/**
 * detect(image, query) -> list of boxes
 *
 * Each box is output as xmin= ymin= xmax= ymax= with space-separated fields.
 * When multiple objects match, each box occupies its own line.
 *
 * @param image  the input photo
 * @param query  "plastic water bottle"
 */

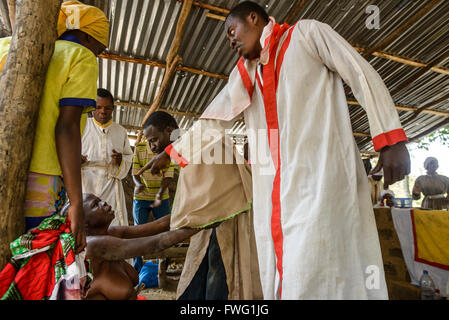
xmin=419 ymin=270 xmax=436 ymax=300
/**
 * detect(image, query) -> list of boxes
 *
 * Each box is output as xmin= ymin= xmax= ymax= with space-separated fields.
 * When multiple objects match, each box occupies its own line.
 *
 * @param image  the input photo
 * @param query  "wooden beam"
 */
xmin=347 ymin=100 xmax=449 ymax=118
xmin=144 ymin=247 xmax=188 ymax=260
xmin=134 ymin=0 xmax=194 ymax=145
xmin=401 ymin=91 xmax=449 ymax=126
xmin=99 ymin=52 xmax=449 ymax=117
xmin=390 ymin=49 xmax=449 ymax=96
xmin=116 ymin=101 xmax=201 ymax=119
xmin=178 ymin=0 xmax=229 ymax=15
xmin=284 ymin=0 xmax=309 ymax=25
xmin=354 ymin=47 xmax=449 ymax=76
xmin=99 ymin=52 xmax=229 ymax=80
xmin=205 ymin=12 xmax=226 ymax=22
xmin=6 ymin=0 xmax=14 ymax=31
xmin=362 ymin=0 xmax=442 ymax=58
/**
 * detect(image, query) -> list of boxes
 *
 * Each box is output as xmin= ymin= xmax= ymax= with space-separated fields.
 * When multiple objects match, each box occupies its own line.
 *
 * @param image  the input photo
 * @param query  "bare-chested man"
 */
xmin=82 ymin=193 xmax=198 ymax=300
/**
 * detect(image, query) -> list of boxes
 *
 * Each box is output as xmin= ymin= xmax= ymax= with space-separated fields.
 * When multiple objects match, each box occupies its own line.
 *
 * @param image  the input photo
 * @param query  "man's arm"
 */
xmin=301 ymin=20 xmax=410 ymax=186
xmin=151 ymin=176 xmax=173 ymax=208
xmin=55 ymin=106 xmax=86 ymax=254
xmin=87 ymin=227 xmax=199 ymax=261
xmin=411 ymin=177 xmax=422 ymax=200
xmin=108 ymin=214 xmax=171 ymax=239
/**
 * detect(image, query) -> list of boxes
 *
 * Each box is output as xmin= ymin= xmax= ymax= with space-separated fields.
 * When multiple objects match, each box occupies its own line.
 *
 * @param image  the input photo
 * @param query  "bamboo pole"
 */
xmin=0 ymin=0 xmax=63 ymax=269
xmin=134 ymin=0 xmax=194 ymax=145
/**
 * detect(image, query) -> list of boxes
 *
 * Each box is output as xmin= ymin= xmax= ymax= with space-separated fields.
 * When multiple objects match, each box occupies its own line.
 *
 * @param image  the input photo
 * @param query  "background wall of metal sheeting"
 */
xmin=1 ymin=0 xmax=448 ymax=151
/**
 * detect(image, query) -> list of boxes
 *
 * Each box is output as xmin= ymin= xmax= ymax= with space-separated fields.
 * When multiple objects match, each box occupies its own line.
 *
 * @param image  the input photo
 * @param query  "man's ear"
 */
xmin=248 ymin=11 xmax=258 ymax=26
xmin=165 ymin=126 xmax=174 ymax=137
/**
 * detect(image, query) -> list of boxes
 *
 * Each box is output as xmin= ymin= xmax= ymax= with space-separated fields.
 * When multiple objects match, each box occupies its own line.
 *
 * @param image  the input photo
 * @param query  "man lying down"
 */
xmin=0 ymin=193 xmax=199 ymax=300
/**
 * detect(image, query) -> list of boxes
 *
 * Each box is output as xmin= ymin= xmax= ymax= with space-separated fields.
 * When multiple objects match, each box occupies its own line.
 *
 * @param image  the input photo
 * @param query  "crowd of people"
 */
xmin=0 ymin=1 xmax=447 ymax=300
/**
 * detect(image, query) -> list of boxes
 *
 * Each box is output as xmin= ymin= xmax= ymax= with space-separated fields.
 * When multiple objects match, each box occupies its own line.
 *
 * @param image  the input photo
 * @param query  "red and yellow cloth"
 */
xmin=0 ymin=214 xmax=90 ymax=300
xmin=411 ymin=209 xmax=449 ymax=270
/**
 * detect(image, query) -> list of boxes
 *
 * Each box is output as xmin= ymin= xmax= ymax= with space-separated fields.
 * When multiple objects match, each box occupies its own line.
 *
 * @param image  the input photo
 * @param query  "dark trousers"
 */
xmin=178 ymin=229 xmax=228 ymax=300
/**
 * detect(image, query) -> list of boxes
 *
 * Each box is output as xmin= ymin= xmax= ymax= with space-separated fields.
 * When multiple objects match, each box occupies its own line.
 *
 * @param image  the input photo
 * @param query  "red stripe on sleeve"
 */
xmin=165 ymin=144 xmax=189 ymax=168
xmin=372 ymin=128 xmax=408 ymax=151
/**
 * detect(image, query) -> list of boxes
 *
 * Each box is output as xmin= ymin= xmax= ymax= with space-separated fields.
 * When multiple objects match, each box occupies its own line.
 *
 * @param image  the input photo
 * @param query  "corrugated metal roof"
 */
xmin=1 ymin=0 xmax=448 ymax=151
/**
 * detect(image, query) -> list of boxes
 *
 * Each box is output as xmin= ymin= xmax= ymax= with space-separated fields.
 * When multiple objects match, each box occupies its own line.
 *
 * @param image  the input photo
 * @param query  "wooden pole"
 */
xmin=135 ymin=0 xmax=193 ymax=145
xmin=284 ymin=0 xmax=309 ymax=25
xmin=6 ymin=0 xmax=15 ymax=31
xmin=0 ymin=0 xmax=63 ymax=269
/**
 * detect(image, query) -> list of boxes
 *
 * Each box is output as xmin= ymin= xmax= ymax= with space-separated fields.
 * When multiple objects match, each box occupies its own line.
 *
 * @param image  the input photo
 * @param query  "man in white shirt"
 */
xmin=81 ymin=88 xmax=133 ymax=227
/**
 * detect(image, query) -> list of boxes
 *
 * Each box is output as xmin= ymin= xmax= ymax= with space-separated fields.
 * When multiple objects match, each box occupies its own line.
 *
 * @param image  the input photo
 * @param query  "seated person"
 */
xmin=82 ymin=193 xmax=199 ymax=300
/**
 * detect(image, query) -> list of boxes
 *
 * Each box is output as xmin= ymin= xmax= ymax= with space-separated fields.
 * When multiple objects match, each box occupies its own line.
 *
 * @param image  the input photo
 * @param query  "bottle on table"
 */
xmin=419 ymin=270 xmax=436 ymax=300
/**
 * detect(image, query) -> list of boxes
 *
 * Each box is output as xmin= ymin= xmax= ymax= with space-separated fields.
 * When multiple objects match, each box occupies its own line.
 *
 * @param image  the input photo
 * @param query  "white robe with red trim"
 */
xmin=168 ymin=19 xmax=407 ymax=299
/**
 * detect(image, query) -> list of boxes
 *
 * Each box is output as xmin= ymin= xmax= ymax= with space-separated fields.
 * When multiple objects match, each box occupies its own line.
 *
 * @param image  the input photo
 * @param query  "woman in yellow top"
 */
xmin=0 ymin=1 xmax=109 ymax=253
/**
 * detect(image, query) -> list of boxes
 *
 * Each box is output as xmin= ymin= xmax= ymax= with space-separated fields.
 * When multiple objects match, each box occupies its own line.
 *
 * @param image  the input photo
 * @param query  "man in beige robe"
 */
xmin=136 ymin=111 xmax=262 ymax=300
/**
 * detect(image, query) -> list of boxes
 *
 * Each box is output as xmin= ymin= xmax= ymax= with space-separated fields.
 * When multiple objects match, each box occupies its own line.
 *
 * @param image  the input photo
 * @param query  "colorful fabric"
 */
xmin=391 ymin=208 xmax=449 ymax=297
xmin=132 ymin=141 xmax=177 ymax=201
xmin=24 ymin=172 xmax=66 ymax=232
xmin=0 ymin=214 xmax=91 ymax=300
xmin=411 ymin=209 xmax=449 ymax=270
xmin=57 ymin=0 xmax=110 ymax=47
xmin=0 ymin=37 xmax=9 ymax=72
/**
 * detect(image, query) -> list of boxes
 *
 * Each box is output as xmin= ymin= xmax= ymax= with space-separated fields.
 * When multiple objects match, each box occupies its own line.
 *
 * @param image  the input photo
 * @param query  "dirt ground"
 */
xmin=140 ymin=287 xmax=177 ymax=300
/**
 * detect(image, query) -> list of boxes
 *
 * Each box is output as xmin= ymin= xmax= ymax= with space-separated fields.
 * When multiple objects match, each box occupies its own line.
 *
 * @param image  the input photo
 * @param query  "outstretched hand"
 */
xmin=136 ymin=151 xmax=171 ymax=176
xmin=370 ymin=141 xmax=410 ymax=188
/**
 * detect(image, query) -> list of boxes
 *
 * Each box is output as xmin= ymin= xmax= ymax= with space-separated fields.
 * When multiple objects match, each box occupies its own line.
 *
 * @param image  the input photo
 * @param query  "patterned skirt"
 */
xmin=24 ymin=172 xmax=66 ymax=231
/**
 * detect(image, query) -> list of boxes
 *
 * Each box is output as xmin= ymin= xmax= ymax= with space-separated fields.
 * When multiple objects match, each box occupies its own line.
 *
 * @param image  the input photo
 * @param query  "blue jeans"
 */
xmin=133 ymin=198 xmax=171 ymax=272
xmin=178 ymin=229 xmax=228 ymax=300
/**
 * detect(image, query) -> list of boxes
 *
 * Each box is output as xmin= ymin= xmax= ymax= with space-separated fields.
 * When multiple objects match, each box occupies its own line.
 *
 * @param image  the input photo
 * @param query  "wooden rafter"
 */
xmin=354 ymin=47 xmax=449 ymax=76
xmin=284 ymin=0 xmax=309 ymax=25
xmin=102 ymin=52 xmax=449 ymax=119
xmin=401 ymin=91 xmax=449 ymax=126
xmin=116 ymin=101 xmax=201 ymax=119
xmin=99 ymin=53 xmax=228 ymax=80
xmin=347 ymin=100 xmax=449 ymax=118
xmin=362 ymin=0 xmax=443 ymax=58
xmin=134 ymin=0 xmax=194 ymax=144
xmin=6 ymin=0 xmax=14 ymax=31
xmin=390 ymin=49 xmax=449 ymax=96
xmin=178 ymin=0 xmax=229 ymax=15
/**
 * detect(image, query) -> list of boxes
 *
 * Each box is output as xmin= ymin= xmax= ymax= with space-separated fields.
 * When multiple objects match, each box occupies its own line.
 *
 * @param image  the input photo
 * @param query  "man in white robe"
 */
xmin=146 ymin=2 xmax=411 ymax=300
xmin=81 ymin=88 xmax=133 ymax=227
